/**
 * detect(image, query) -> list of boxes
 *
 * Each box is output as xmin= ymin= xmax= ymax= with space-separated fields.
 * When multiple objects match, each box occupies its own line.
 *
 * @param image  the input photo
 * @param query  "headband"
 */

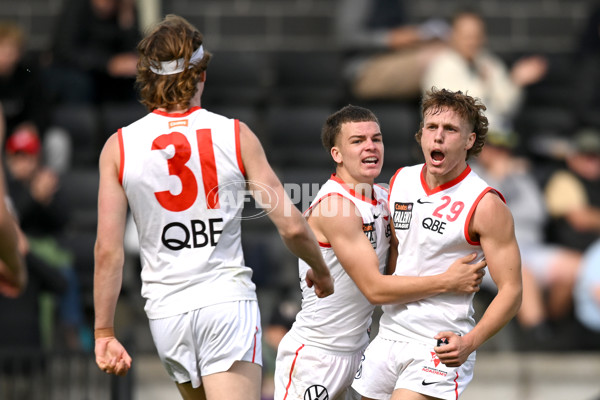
xmin=149 ymin=45 xmax=204 ymax=75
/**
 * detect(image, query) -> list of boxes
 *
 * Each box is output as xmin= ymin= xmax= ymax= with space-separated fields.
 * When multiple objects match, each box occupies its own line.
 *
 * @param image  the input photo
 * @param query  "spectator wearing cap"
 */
xmin=4 ymin=126 xmax=90 ymax=351
xmin=472 ymin=130 xmax=582 ymax=350
xmin=0 ymin=21 xmax=71 ymax=173
xmin=544 ymin=128 xmax=600 ymax=253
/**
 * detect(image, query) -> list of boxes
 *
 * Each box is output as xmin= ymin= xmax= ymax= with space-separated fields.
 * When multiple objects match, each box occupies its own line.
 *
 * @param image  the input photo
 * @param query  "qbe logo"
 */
xmin=304 ymin=385 xmax=329 ymax=400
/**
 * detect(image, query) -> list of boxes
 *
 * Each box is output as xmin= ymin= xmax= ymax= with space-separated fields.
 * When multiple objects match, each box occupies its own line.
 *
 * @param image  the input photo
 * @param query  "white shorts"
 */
xmin=148 ymin=300 xmax=262 ymax=388
xmin=274 ymin=333 xmax=364 ymax=400
xmin=351 ymin=336 xmax=474 ymax=400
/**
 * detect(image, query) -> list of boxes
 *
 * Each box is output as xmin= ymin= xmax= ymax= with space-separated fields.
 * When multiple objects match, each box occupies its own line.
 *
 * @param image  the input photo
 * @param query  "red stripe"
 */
xmin=464 ymin=187 xmax=504 ymax=245
xmin=283 ymin=344 xmax=305 ymax=400
xmin=117 ymin=129 xmax=125 ymax=185
xmin=197 ymin=129 xmax=219 ymax=209
xmin=388 ymin=168 xmax=402 ymax=204
xmin=331 ymin=173 xmax=377 ymax=205
xmin=252 ymin=326 xmax=258 ymax=363
xmin=234 ymin=119 xmax=246 ymax=177
xmin=421 ymin=164 xmax=472 ymax=196
xmin=454 ymin=371 xmax=459 ymax=399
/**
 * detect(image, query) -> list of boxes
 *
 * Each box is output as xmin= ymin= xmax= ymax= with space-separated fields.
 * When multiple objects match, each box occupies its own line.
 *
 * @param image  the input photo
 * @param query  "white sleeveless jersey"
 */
xmin=119 ymin=106 xmax=256 ymax=319
xmin=379 ymin=164 xmax=503 ymax=344
xmin=288 ymin=174 xmax=390 ymax=353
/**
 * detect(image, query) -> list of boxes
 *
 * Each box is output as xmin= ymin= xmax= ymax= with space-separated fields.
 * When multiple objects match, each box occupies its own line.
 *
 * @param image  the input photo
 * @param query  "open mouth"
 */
xmin=430 ymin=150 xmax=445 ymax=164
xmin=362 ymin=156 xmax=379 ymax=165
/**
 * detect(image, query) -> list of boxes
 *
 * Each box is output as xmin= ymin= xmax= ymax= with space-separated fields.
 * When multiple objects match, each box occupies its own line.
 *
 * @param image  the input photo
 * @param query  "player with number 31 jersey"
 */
xmin=120 ymin=107 xmax=252 ymax=319
xmin=93 ymin=15 xmax=333 ymax=400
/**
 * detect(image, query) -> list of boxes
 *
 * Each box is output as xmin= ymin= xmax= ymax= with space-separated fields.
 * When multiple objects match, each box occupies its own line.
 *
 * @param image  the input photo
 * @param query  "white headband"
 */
xmin=149 ymin=45 xmax=204 ymax=75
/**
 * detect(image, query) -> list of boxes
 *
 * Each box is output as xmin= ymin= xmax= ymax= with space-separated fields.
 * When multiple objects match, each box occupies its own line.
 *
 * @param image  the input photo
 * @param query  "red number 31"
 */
xmin=151 ymin=129 xmax=219 ymax=212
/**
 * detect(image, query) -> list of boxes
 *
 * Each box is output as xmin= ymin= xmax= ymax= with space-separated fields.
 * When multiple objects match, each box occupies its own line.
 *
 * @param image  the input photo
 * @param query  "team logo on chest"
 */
xmin=363 ymin=222 xmax=377 ymax=249
xmin=393 ymin=202 xmax=413 ymax=230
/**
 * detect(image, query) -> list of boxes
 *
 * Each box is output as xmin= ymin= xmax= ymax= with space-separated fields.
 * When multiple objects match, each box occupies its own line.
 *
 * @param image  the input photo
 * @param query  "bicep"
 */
xmin=474 ymin=194 xmax=521 ymax=289
xmin=314 ymin=198 xmax=380 ymax=284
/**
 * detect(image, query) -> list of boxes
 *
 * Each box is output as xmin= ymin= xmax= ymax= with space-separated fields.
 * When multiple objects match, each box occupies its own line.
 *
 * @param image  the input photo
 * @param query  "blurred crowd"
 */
xmin=0 ymin=0 xmax=599 ymax=381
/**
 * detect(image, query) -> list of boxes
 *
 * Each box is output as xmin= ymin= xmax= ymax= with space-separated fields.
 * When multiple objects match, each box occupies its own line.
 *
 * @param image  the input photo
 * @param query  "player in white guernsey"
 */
xmin=274 ymin=105 xmax=487 ymax=400
xmin=353 ymin=88 xmax=522 ymax=400
xmin=92 ymin=15 xmax=333 ymax=400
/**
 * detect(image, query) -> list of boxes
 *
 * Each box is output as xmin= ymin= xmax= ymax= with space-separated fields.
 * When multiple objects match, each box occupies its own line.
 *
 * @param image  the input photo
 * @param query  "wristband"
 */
xmin=94 ymin=327 xmax=115 ymax=339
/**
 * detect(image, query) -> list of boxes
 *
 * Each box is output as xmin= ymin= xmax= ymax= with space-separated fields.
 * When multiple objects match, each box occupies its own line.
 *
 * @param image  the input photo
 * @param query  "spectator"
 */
xmin=544 ymin=128 xmax=600 ymax=253
xmin=334 ymin=0 xmax=449 ymax=102
xmin=44 ymin=0 xmax=141 ymax=105
xmin=421 ymin=9 xmax=547 ymax=133
xmin=4 ymin=127 xmax=89 ymax=350
xmin=0 ymin=21 xmax=70 ymax=173
xmin=0 ymin=102 xmax=27 ymax=298
xmin=472 ymin=130 xmax=581 ymax=349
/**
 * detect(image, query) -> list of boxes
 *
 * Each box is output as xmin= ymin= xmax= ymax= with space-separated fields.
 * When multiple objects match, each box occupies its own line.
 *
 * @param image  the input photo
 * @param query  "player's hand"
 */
xmin=444 ymin=253 xmax=486 ymax=294
xmin=433 ymin=331 xmax=473 ymax=367
xmin=305 ymin=268 xmax=334 ymax=298
xmin=95 ymin=335 xmax=132 ymax=376
xmin=0 ymin=262 xmax=23 ymax=298
xmin=0 ymin=257 xmax=27 ymax=298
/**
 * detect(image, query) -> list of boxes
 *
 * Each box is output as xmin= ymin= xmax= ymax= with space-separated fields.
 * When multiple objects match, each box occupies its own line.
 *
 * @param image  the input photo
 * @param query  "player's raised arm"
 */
xmin=239 ymin=121 xmax=333 ymax=298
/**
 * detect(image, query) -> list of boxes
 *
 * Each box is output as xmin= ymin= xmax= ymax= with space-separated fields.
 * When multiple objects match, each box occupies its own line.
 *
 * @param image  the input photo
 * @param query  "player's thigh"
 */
xmin=176 ymin=382 xmax=207 ymax=400
xmin=201 ymin=360 xmax=261 ymax=400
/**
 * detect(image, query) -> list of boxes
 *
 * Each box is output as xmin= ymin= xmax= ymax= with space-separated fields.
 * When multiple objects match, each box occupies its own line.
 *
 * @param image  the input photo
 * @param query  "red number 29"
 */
xmin=151 ymin=130 xmax=219 ymax=212
xmin=432 ymin=195 xmax=464 ymax=222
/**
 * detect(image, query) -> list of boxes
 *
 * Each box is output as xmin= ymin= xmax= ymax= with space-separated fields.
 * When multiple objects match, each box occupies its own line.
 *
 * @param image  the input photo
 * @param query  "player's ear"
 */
xmin=199 ymin=71 xmax=206 ymax=82
xmin=331 ymin=146 xmax=342 ymax=164
xmin=465 ymin=131 xmax=476 ymax=150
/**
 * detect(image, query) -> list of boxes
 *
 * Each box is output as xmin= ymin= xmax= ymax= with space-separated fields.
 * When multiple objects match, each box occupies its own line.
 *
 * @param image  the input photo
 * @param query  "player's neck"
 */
xmin=423 ymin=162 xmax=469 ymax=189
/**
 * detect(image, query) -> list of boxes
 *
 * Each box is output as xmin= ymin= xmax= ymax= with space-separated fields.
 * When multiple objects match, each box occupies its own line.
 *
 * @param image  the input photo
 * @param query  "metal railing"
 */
xmin=0 ymin=349 xmax=133 ymax=400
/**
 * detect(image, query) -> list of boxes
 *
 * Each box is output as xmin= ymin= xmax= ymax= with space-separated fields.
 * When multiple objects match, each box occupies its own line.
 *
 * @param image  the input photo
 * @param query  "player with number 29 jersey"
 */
xmin=381 ymin=164 xmax=503 ymax=346
xmin=119 ymin=106 xmax=256 ymax=320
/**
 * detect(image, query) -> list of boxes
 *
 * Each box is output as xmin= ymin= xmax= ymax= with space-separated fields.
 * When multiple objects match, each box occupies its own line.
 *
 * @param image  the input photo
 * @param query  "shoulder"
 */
xmin=471 ymin=191 xmax=513 ymax=236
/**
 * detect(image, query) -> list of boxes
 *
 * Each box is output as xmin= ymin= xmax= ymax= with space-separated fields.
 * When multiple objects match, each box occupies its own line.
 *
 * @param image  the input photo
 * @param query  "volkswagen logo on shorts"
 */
xmin=304 ymin=384 xmax=329 ymax=400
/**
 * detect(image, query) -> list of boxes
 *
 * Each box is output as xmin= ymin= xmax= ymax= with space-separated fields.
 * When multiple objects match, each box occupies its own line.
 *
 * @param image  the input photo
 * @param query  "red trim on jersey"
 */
xmin=420 ymin=164 xmax=472 ymax=196
xmin=283 ymin=344 xmax=305 ymax=400
xmin=330 ymin=173 xmax=377 ymax=205
xmin=234 ymin=119 xmax=246 ymax=177
xmin=453 ymin=371 xmax=459 ymax=399
xmin=464 ymin=187 xmax=505 ymax=245
xmin=118 ymin=128 xmax=125 ymax=185
xmin=374 ymin=183 xmax=389 ymax=193
xmin=388 ymin=168 xmax=403 ymax=204
xmin=302 ymin=192 xmax=346 ymax=247
xmin=151 ymin=106 xmax=201 ymax=118
xmin=303 ymin=192 xmax=342 ymax=217
xmin=197 ymin=129 xmax=220 ymax=209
